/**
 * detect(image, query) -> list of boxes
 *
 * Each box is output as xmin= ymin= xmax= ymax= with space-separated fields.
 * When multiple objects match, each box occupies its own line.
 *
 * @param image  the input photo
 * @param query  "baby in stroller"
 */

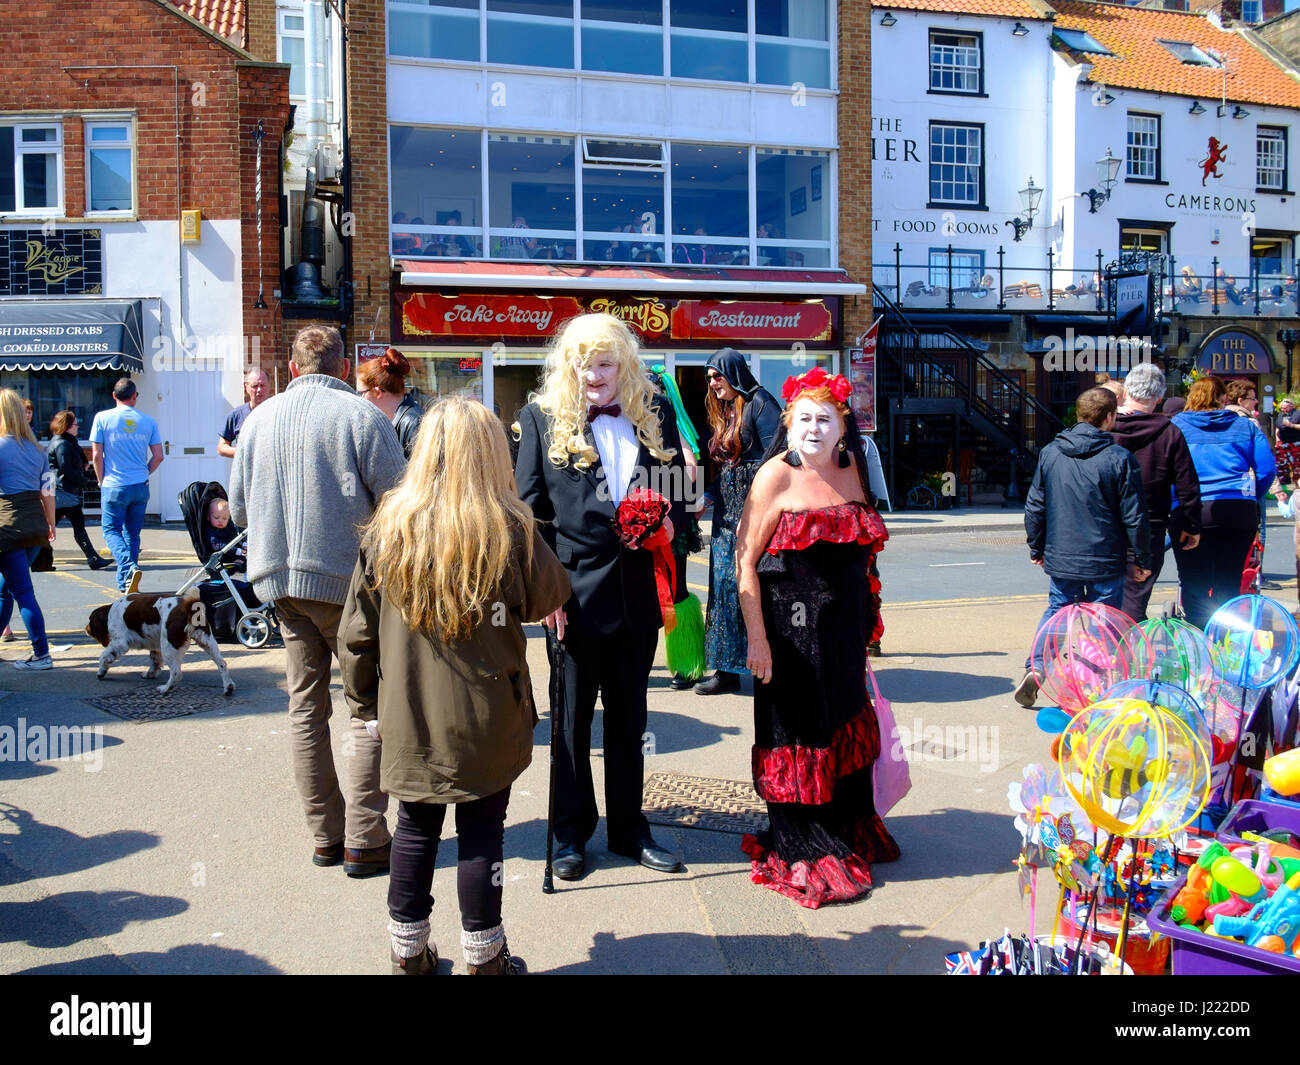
xmin=177 ymin=481 xmax=278 ymax=648
xmin=205 ymin=498 xmax=247 ymax=572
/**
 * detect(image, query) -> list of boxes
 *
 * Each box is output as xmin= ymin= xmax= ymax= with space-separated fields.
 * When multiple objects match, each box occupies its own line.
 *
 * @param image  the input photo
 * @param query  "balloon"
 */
xmin=1060 ymin=697 xmax=1211 ymax=839
xmin=1203 ymin=595 xmax=1300 ymax=690
xmin=1121 ymin=618 xmax=1219 ymax=710
xmin=1101 ymin=679 xmax=1211 ymax=759
xmin=1031 ymin=603 xmax=1148 ymax=714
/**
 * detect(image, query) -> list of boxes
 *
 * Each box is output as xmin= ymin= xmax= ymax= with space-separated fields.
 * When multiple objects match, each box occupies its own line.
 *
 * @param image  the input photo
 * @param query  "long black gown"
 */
xmin=742 ymin=501 xmax=900 ymax=908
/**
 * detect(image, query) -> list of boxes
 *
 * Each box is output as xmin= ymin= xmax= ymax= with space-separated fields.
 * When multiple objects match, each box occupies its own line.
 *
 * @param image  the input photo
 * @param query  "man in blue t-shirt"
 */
xmin=217 ymin=368 xmax=271 ymax=458
xmin=90 ymin=379 xmax=164 ymax=592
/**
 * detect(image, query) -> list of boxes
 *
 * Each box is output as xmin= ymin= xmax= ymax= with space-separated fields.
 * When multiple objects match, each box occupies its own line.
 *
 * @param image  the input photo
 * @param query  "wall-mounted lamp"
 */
xmin=1096 ymin=90 xmax=1116 ymax=106
xmin=1233 ymin=105 xmax=1250 ymax=119
xmin=1012 ymin=22 xmax=1029 ymax=36
xmin=1079 ymin=146 xmax=1122 ymax=213
xmin=1188 ymin=100 xmax=1206 ymax=115
xmin=879 ymin=10 xmax=897 ymax=26
xmin=1005 ymin=176 xmax=1042 ymax=242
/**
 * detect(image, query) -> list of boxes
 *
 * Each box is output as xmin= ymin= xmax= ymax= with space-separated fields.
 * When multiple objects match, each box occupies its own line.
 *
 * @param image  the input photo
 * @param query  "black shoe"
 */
xmin=87 ymin=556 xmax=114 ymax=571
xmin=669 ymin=674 xmax=696 ymax=691
xmin=609 ymin=838 xmax=683 ymax=873
xmin=694 ymin=671 xmax=740 ymax=696
xmin=552 ymin=844 xmax=585 ymax=881
xmin=1014 ymin=672 xmax=1039 ymax=709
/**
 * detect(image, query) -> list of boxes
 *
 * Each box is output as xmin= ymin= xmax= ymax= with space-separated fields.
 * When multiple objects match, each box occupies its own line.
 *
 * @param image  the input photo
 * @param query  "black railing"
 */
xmin=876 ymin=245 xmax=1299 ymax=320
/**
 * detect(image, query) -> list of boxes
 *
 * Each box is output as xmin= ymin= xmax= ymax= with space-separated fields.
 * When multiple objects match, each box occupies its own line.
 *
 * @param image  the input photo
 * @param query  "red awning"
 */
xmin=395 ymin=259 xmax=866 ymax=296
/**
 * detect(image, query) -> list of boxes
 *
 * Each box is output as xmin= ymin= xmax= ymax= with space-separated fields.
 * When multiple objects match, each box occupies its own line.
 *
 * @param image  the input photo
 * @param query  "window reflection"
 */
xmin=390 ymin=127 xmax=483 ymax=257
xmin=389 ymin=0 xmax=479 ymax=61
xmin=488 ymin=134 xmax=576 ymax=259
xmin=671 ymin=145 xmax=749 ymax=264
xmin=583 ymin=159 xmax=665 ymax=263
xmin=488 ymin=0 xmax=574 ymax=68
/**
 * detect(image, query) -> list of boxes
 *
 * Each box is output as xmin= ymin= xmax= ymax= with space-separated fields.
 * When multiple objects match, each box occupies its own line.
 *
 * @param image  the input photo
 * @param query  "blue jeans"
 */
xmin=1026 ymin=574 xmax=1125 ymax=672
xmin=101 ymin=482 xmax=150 ymax=591
xmin=0 ymin=547 xmax=49 ymax=658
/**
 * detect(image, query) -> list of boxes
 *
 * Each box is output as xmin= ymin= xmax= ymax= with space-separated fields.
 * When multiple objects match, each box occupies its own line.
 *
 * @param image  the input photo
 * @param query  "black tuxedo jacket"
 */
xmin=514 ymin=395 xmax=687 ymax=636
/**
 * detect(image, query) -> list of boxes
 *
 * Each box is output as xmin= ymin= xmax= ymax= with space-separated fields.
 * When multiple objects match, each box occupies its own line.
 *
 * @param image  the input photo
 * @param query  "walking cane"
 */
xmin=542 ymin=635 xmax=565 ymax=895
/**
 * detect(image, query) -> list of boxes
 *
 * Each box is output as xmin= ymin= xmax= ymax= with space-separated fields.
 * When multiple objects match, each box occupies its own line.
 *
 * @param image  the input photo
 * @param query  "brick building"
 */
xmin=0 ymin=0 xmax=289 ymax=519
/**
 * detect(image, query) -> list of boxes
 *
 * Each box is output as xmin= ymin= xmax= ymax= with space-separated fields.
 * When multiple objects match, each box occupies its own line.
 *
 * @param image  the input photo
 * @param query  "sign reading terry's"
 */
xmin=0 ymin=229 xmax=104 ymax=296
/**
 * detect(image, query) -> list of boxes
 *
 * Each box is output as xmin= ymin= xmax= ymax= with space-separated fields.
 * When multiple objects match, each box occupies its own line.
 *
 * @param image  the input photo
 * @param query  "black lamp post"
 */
xmin=1279 ymin=328 xmax=1300 ymax=394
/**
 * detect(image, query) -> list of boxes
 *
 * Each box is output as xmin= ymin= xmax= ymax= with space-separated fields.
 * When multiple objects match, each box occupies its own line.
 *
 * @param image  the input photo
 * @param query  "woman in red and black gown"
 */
xmin=736 ymin=369 xmax=898 ymax=908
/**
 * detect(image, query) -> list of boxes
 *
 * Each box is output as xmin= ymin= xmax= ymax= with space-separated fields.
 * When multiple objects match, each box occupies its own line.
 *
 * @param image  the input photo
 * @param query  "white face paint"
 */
xmin=584 ymin=353 xmax=619 ymax=407
xmin=788 ymin=396 xmax=842 ymax=462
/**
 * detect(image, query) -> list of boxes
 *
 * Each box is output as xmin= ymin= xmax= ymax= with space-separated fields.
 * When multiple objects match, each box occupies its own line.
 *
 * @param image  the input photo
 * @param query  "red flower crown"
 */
xmin=782 ymin=366 xmax=852 ymax=405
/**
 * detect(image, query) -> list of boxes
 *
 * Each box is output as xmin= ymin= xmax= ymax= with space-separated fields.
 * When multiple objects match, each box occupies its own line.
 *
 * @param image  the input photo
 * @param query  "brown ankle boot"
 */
xmin=391 ymin=945 xmax=438 ymax=974
xmin=467 ymin=941 xmax=525 ymax=975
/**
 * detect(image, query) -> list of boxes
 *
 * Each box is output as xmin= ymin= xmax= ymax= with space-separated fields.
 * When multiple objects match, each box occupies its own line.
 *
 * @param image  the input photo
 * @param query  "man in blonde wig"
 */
xmin=515 ymin=313 xmax=688 ymax=879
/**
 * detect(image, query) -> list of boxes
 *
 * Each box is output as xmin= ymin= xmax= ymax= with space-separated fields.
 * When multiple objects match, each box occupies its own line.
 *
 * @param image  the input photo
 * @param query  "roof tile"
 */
xmin=879 ymin=0 xmax=1049 ymax=18
xmin=171 ymin=0 xmax=246 ymax=47
xmin=1052 ymin=1 xmax=1300 ymax=108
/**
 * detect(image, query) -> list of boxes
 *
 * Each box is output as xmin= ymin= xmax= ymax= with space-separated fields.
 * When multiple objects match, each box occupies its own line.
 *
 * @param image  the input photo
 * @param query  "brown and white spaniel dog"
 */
xmin=85 ymin=590 xmax=234 ymax=696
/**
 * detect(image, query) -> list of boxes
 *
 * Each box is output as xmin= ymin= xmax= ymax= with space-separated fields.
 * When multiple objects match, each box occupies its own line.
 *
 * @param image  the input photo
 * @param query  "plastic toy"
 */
xmin=1264 ymin=748 xmax=1300 ymax=798
xmin=1060 ymin=697 xmax=1211 ymax=838
xmin=1203 ymin=595 xmax=1300 ymax=690
xmin=1213 ymin=871 xmax=1300 ymax=953
xmin=1170 ymin=841 xmax=1227 ymax=924
xmin=1121 ymin=618 xmax=1219 ymax=712
xmin=1031 ymin=604 xmax=1146 ymax=714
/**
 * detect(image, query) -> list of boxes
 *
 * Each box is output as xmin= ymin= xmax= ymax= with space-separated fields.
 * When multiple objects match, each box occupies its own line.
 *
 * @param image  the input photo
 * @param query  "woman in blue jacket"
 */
xmin=1171 ymin=376 xmax=1276 ymax=630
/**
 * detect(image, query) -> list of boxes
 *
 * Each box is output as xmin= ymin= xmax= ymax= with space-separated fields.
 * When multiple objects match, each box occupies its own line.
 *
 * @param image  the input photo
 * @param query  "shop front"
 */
xmin=389 ymin=261 xmax=866 ymax=482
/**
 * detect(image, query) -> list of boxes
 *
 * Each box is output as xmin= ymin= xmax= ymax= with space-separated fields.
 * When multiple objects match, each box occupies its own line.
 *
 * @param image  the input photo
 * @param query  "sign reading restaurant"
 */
xmin=398 ymin=292 xmax=835 ymax=345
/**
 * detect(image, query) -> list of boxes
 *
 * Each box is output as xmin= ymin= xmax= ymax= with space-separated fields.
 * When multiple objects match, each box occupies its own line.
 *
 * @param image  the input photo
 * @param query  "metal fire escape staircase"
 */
xmin=873 ymin=285 xmax=1065 ymax=505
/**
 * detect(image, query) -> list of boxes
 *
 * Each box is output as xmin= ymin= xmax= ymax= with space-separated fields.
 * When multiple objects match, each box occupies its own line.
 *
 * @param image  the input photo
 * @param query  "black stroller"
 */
xmin=176 ymin=481 xmax=279 ymax=649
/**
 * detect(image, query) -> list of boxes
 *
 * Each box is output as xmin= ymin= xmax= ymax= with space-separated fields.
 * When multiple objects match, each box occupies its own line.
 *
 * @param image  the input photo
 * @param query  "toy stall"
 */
xmin=945 ymin=596 xmax=1300 ymax=976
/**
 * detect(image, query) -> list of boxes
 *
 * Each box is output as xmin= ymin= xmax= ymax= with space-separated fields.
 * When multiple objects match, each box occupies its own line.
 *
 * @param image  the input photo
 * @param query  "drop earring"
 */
xmin=837 ymin=438 xmax=850 ymax=468
xmin=784 ymin=437 xmax=802 ymax=467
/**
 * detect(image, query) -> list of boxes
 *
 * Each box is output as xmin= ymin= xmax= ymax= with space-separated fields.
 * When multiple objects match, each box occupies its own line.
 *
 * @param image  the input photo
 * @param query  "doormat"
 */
xmin=643 ymin=772 xmax=768 ymax=835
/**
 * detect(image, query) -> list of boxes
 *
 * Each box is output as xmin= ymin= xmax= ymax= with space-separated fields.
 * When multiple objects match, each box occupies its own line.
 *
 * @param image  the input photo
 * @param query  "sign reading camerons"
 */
xmin=0 ymin=229 xmax=104 ymax=296
xmin=1194 ymin=327 xmax=1275 ymax=375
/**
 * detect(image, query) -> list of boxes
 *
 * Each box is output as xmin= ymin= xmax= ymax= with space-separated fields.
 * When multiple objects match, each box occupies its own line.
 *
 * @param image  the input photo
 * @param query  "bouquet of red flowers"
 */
xmin=613 ymin=488 xmax=677 ymax=632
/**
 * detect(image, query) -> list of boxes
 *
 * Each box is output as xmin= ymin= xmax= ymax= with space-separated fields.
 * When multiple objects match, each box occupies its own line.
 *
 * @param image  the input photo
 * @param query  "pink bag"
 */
xmin=867 ymin=658 xmax=911 ymax=816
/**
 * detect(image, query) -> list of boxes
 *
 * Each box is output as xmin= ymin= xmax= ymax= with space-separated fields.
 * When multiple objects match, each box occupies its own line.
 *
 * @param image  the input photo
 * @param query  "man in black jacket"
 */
xmin=1109 ymin=362 xmax=1201 ymax=621
xmin=514 ymin=313 xmax=688 ymax=880
xmin=1016 ymin=387 xmax=1151 ymax=707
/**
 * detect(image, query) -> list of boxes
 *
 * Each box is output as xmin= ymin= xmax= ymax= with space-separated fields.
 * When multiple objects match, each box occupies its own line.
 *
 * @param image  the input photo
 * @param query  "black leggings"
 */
xmin=388 ymin=786 xmax=511 ymax=932
xmin=1171 ymin=500 xmax=1259 ymax=630
xmin=54 ymin=505 xmax=103 ymax=562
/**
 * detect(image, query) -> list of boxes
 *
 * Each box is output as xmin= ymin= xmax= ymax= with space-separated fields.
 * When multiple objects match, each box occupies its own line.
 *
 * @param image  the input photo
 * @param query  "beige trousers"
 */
xmin=278 ymin=596 xmax=389 ymax=849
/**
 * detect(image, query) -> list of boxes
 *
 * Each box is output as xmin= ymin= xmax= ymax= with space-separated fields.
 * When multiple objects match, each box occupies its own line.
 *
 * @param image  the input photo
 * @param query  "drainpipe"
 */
xmin=303 ymin=0 xmax=328 ymax=158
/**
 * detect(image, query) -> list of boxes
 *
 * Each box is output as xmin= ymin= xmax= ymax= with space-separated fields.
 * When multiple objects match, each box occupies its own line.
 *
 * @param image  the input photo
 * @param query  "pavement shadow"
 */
xmin=530 ymin=711 xmax=743 ymax=756
xmin=16 ymin=942 xmax=282 ymax=975
xmin=0 ymin=804 xmax=158 ymax=885
xmin=544 ymin=925 xmax=973 ymax=975
xmin=0 ymin=888 xmax=188 ymax=949
xmin=878 ymin=808 xmax=1021 ymax=883
xmin=874 ymin=666 xmax=1012 ymax=702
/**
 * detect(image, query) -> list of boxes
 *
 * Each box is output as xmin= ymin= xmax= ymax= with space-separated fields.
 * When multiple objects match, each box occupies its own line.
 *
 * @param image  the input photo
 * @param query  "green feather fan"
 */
xmin=665 ymin=592 xmax=706 ymax=681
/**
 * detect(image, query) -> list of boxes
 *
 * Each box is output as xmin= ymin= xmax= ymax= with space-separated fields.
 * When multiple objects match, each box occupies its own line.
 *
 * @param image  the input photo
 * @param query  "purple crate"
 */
xmin=1216 ymin=799 xmax=1300 ymax=848
xmin=1147 ymin=872 xmax=1300 ymax=975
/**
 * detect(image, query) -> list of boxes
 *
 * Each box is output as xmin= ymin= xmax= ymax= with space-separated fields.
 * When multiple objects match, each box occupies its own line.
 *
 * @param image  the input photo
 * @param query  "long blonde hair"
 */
xmin=360 ymin=396 xmax=535 ymax=643
xmin=532 ymin=313 xmax=674 ymax=469
xmin=0 ymin=390 xmax=36 ymax=444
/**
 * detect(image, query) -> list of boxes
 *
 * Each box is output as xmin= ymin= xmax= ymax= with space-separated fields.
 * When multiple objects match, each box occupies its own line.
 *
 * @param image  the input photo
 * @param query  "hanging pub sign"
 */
xmin=850 ymin=317 xmax=880 ymax=434
xmin=0 ymin=229 xmax=104 ymax=296
xmin=396 ymin=291 xmax=836 ymax=346
xmin=1112 ymin=270 xmax=1154 ymax=339
xmin=1194 ymin=327 xmax=1275 ymax=375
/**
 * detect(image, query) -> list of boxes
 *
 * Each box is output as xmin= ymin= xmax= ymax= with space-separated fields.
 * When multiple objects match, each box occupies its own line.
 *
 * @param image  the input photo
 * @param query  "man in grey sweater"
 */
xmin=230 ymin=326 xmax=406 ymax=876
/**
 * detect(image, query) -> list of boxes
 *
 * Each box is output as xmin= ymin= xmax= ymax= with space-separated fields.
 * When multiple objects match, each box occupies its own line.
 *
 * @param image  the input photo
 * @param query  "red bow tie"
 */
xmin=589 ymin=404 xmax=621 ymax=421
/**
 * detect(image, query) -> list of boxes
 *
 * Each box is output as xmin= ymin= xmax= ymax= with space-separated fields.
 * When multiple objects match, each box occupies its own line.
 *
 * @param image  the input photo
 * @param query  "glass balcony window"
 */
xmin=388 ymin=0 xmax=480 ymax=61
xmin=488 ymin=0 xmax=574 ymax=68
xmin=488 ymin=133 xmax=576 ymax=258
xmin=390 ymin=126 xmax=483 ymax=256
